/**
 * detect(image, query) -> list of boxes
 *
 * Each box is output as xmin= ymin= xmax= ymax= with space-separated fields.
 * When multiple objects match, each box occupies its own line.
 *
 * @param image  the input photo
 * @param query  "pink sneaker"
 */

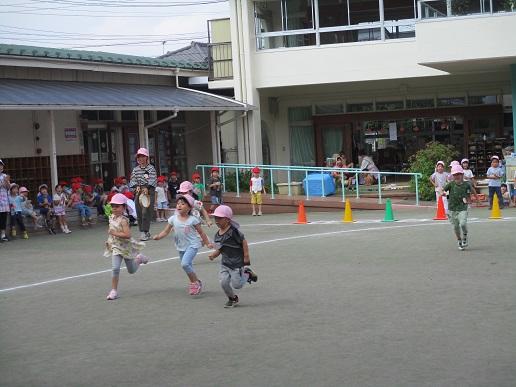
xmin=188 ymin=282 xmax=198 ymax=295
xmin=106 ymin=289 xmax=118 ymax=300
xmin=194 ymin=280 xmax=203 ymax=295
xmin=136 ymin=253 xmax=149 ymax=265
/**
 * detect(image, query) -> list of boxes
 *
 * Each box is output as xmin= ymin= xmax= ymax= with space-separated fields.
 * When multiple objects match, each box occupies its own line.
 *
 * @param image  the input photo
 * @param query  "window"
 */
xmin=255 ymin=0 xmax=313 ymax=33
xmin=469 ymin=95 xmax=497 ymax=105
xmin=121 ymin=111 xmax=137 ymax=121
xmin=318 ymin=0 xmax=349 ymax=27
xmin=98 ymin=111 xmax=114 ymax=121
xmin=376 ymin=100 xmax=404 ymax=111
xmin=288 ymin=107 xmax=315 ymax=173
xmin=437 ymin=97 xmax=466 ymax=107
xmin=347 ymin=102 xmax=373 ymax=112
xmin=315 ymin=104 xmax=344 ymax=114
xmin=407 ymin=98 xmax=434 ymax=109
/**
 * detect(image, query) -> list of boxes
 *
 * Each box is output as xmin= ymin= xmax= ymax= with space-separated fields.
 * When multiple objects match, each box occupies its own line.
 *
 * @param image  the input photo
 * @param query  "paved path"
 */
xmin=1 ymin=207 xmax=515 ymax=387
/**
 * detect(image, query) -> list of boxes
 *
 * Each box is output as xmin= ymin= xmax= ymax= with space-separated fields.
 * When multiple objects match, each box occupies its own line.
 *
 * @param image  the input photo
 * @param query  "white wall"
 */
xmin=0 ymin=110 xmax=81 ymax=157
xmin=417 ymin=13 xmax=516 ymax=67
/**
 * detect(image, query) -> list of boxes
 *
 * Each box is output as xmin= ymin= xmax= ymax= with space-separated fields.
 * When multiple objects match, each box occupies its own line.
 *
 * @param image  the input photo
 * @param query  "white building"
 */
xmin=208 ymin=0 xmax=516 ymax=177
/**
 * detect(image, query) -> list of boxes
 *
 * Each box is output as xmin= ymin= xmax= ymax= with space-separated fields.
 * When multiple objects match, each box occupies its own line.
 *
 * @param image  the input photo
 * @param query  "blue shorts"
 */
xmin=211 ymin=195 xmax=221 ymax=205
xmin=157 ymin=201 xmax=168 ymax=210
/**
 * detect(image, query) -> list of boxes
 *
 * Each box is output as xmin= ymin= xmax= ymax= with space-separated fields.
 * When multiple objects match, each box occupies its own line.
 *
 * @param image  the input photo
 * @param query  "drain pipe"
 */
xmin=145 ymin=110 xmax=178 ymax=130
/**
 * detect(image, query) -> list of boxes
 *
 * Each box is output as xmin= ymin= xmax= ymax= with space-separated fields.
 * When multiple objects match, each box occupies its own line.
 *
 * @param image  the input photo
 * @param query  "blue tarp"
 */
xmin=303 ymin=173 xmax=335 ymax=196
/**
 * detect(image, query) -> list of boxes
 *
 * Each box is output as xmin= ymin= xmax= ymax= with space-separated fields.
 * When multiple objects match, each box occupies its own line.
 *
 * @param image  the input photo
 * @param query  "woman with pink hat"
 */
xmin=129 ymin=147 xmax=157 ymax=241
xmin=208 ymin=205 xmax=258 ymax=308
xmin=104 ymin=193 xmax=149 ymax=300
xmin=153 ymin=194 xmax=211 ymax=296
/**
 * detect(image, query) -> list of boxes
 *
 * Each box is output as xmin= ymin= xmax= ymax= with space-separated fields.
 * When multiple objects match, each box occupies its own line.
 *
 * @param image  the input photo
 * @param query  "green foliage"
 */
xmin=405 ymin=142 xmax=459 ymax=201
xmin=223 ymin=170 xmax=278 ymax=194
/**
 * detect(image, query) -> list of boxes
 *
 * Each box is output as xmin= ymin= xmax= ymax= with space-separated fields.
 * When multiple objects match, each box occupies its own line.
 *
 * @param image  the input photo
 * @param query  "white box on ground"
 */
xmin=277 ymin=182 xmax=303 ymax=195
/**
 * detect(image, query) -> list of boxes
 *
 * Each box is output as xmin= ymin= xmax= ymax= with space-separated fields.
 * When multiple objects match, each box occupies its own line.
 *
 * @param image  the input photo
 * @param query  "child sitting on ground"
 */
xmin=501 ymin=183 xmax=511 ymax=208
xmin=69 ymin=183 xmax=93 ymax=227
xmin=9 ymin=184 xmax=28 ymax=239
xmin=53 ymin=184 xmax=71 ymax=234
xmin=18 ymin=186 xmax=41 ymax=229
xmin=37 ymin=184 xmax=56 ymax=235
xmin=208 ymin=205 xmax=258 ymax=308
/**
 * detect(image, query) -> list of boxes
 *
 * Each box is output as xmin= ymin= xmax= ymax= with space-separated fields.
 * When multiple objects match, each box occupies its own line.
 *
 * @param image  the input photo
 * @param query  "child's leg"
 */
xmin=230 ymin=267 xmax=249 ymax=290
xmin=179 ymin=247 xmax=200 ymax=282
xmin=124 ymin=257 xmax=140 ymax=274
xmin=111 ymin=254 xmax=124 ymax=290
xmin=15 ymin=213 xmax=26 ymax=232
xmin=219 ymin=265 xmax=235 ymax=298
xmin=459 ymin=210 xmax=468 ymax=239
xmin=85 ymin=205 xmax=92 ymax=219
xmin=449 ymin=211 xmax=461 ymax=240
xmin=442 ymin=195 xmax=448 ymax=214
xmin=495 ymin=187 xmax=504 ymax=208
xmin=488 ymin=186 xmax=495 ymax=208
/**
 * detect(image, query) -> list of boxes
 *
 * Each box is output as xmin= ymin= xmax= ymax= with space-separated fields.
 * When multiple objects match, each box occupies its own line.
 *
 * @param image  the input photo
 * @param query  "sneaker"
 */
xmin=224 ymin=295 xmax=239 ymax=308
xmin=23 ymin=231 xmax=29 ymax=240
xmin=244 ymin=267 xmax=258 ymax=283
xmin=457 ymin=240 xmax=464 ymax=251
xmin=462 ymin=235 xmax=468 ymax=248
xmin=252 ymin=211 xmax=256 ymax=216
xmin=65 ymin=227 xmax=72 ymax=234
xmin=195 ymin=280 xmax=203 ymax=295
xmin=0 ymin=235 xmax=9 ymax=242
xmin=258 ymin=211 xmax=262 ymax=216
xmin=106 ymin=289 xmax=118 ymax=300
xmin=140 ymin=232 xmax=150 ymax=241
xmin=136 ymin=253 xmax=149 ymax=265
xmin=188 ymin=282 xmax=198 ymax=296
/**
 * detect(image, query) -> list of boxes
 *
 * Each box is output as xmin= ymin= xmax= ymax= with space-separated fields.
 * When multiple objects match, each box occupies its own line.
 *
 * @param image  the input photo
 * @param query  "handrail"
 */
xmin=196 ymin=163 xmax=423 ymax=205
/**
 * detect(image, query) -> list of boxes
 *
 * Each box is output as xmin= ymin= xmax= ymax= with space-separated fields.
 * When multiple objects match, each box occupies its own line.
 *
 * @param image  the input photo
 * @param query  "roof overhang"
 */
xmin=0 ymin=79 xmax=251 ymax=111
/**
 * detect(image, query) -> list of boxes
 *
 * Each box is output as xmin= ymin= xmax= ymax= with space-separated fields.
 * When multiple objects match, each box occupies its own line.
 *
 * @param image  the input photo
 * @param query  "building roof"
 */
xmin=0 ymin=79 xmax=249 ymax=111
xmin=159 ymin=41 xmax=208 ymax=68
xmin=0 ymin=43 xmax=208 ymax=71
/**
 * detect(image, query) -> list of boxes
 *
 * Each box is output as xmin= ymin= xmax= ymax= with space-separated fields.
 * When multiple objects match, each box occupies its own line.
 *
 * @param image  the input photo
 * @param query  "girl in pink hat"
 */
xmin=430 ymin=160 xmax=451 ymax=214
xmin=104 ymin=193 xmax=149 ymax=301
xmin=153 ymin=194 xmax=211 ymax=296
xmin=208 ymin=205 xmax=258 ymax=308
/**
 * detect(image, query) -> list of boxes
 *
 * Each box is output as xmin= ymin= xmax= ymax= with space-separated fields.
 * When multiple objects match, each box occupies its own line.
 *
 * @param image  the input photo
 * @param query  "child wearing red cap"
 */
xmin=192 ymin=172 xmax=205 ymax=201
xmin=167 ymin=171 xmax=180 ymax=205
xmin=68 ymin=184 xmax=92 ymax=227
xmin=208 ymin=167 xmax=223 ymax=213
xmin=250 ymin=167 xmax=266 ymax=216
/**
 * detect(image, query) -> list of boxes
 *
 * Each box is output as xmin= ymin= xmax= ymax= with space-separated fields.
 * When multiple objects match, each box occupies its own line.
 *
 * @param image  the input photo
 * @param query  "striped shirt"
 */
xmin=129 ymin=164 xmax=157 ymax=188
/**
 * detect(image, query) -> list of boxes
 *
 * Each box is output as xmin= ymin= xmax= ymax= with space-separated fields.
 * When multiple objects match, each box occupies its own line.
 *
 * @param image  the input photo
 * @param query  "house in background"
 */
xmin=0 ymin=44 xmax=249 ymax=195
xmin=207 ymin=0 xmax=516 ymax=177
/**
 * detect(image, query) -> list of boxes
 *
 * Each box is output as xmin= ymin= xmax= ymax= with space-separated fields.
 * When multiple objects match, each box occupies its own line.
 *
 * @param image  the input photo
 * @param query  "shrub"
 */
xmin=405 ymin=142 xmax=459 ymax=201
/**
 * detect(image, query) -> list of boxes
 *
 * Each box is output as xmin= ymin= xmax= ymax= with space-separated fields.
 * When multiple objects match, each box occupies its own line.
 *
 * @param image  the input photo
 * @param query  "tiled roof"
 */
xmin=0 ymin=43 xmax=208 ymax=71
xmin=159 ymin=41 xmax=208 ymax=67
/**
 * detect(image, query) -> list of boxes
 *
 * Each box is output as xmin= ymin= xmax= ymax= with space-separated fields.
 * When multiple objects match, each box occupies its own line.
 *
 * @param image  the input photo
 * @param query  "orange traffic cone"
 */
xmin=342 ymin=198 xmax=355 ymax=223
xmin=488 ymin=194 xmax=502 ymax=220
xmin=433 ymin=195 xmax=447 ymax=220
xmin=294 ymin=201 xmax=308 ymax=224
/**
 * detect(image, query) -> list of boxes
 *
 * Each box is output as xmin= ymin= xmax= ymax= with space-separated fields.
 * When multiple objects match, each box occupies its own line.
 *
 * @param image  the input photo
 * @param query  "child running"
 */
xmin=53 ymin=184 xmax=71 ymax=234
xmin=443 ymin=165 xmax=472 ymax=251
xmin=153 ymin=194 xmax=211 ymax=296
xmin=104 ymin=193 xmax=149 ymax=300
xmin=208 ymin=205 xmax=258 ymax=308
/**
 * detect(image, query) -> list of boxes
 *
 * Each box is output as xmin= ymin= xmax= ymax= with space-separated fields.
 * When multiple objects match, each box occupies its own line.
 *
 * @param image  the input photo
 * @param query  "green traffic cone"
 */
xmin=382 ymin=198 xmax=397 ymax=222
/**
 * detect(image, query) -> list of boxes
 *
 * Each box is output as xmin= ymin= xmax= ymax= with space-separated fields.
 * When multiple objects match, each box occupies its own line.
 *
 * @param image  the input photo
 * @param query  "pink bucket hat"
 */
xmin=461 ymin=158 xmax=469 ymax=164
xmin=177 ymin=194 xmax=194 ymax=208
xmin=110 ymin=193 xmax=128 ymax=205
xmin=436 ymin=161 xmax=445 ymax=167
xmin=451 ymin=165 xmax=464 ymax=175
xmin=19 ymin=186 xmax=29 ymax=194
xmin=449 ymin=160 xmax=460 ymax=167
xmin=178 ymin=181 xmax=193 ymax=194
xmin=213 ymin=205 xmax=240 ymax=229
xmin=136 ymin=147 xmax=149 ymax=158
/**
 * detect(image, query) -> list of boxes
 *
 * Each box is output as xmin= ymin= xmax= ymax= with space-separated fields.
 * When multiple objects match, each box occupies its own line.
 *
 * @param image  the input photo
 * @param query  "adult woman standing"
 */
xmin=0 ymin=159 xmax=10 ymax=242
xmin=129 ymin=148 xmax=157 ymax=241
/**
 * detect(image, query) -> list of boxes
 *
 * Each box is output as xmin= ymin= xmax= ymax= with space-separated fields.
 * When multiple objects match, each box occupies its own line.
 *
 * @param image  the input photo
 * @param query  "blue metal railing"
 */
xmin=196 ymin=163 xmax=423 ymax=205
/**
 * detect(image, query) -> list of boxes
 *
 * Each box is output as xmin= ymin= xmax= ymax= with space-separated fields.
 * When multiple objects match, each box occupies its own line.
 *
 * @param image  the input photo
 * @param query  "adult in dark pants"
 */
xmin=0 ymin=159 xmax=10 ymax=242
xmin=129 ymin=148 xmax=157 ymax=241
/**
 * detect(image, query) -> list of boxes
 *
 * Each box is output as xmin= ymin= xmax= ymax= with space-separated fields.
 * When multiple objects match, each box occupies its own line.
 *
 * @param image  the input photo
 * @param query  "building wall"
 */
xmin=185 ymin=111 xmax=213 ymax=174
xmin=0 ymin=66 xmax=176 ymax=86
xmin=0 ymin=110 xmax=81 ymax=158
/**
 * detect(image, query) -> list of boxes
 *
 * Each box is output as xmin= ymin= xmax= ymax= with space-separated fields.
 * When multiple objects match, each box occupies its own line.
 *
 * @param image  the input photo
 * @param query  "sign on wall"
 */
xmin=64 ymin=128 xmax=77 ymax=141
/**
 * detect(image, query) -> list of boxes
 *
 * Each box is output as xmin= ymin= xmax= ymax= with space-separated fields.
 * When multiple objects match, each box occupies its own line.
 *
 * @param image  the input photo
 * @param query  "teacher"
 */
xmin=129 ymin=148 xmax=157 ymax=241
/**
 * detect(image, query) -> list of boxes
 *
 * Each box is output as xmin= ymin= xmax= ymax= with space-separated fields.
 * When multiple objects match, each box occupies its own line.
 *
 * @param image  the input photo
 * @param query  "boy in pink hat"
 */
xmin=208 ymin=205 xmax=258 ymax=308
xmin=250 ymin=167 xmax=266 ymax=216
xmin=443 ymin=165 xmax=472 ymax=250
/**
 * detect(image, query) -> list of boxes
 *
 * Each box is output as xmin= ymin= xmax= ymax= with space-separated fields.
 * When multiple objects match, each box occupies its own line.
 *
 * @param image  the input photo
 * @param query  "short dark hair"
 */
xmin=501 ymin=183 xmax=507 ymax=189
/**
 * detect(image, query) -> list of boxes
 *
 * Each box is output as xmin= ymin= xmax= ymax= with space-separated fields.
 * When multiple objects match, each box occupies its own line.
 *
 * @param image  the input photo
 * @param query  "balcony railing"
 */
xmin=208 ymin=42 xmax=233 ymax=81
xmin=419 ymin=0 xmax=516 ymax=19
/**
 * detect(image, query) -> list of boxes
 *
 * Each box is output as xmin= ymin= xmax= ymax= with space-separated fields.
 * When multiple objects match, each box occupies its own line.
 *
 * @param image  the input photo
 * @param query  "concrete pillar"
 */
xmin=210 ymin=111 xmax=220 ymax=164
xmin=512 ymin=64 xmax=516 ymax=149
xmin=138 ymin=110 xmax=148 ymax=149
xmin=48 ymin=110 xmax=58 ymax=191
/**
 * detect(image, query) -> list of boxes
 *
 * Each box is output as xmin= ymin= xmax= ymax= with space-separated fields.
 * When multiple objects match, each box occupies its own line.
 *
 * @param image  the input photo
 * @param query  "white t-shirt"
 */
xmin=251 ymin=176 xmax=264 ymax=193
xmin=463 ymin=169 xmax=474 ymax=181
xmin=360 ymin=156 xmax=379 ymax=173
xmin=126 ymin=199 xmax=137 ymax=217
xmin=431 ymin=171 xmax=450 ymax=192
xmin=156 ymin=186 xmax=167 ymax=203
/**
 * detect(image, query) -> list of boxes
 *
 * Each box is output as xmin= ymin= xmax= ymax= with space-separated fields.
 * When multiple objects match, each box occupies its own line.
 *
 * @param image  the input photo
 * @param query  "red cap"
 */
xmin=157 ymin=175 xmax=167 ymax=183
xmin=59 ymin=181 xmax=68 ymax=186
xmin=170 ymin=171 xmax=177 ymax=176
xmin=192 ymin=172 xmax=201 ymax=179
xmin=72 ymin=183 xmax=81 ymax=192
xmin=211 ymin=167 xmax=220 ymax=172
xmin=107 ymin=192 xmax=116 ymax=202
xmin=83 ymin=185 xmax=93 ymax=194
xmin=123 ymin=191 xmax=134 ymax=200
xmin=251 ymin=167 xmax=260 ymax=174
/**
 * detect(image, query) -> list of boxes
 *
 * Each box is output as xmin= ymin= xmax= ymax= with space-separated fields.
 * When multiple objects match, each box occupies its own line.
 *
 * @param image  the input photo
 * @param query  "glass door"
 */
xmin=83 ymin=126 xmax=117 ymax=188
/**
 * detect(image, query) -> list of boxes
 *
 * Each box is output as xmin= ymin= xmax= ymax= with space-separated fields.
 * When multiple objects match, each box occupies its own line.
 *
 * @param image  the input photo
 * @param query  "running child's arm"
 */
xmin=200 ymin=206 xmax=213 ymax=227
xmin=208 ymin=249 xmax=221 ymax=261
xmin=109 ymin=219 xmax=130 ymax=239
xmin=194 ymin=224 xmax=211 ymax=247
xmin=153 ymin=224 xmax=173 ymax=240
xmin=243 ymin=239 xmax=250 ymax=265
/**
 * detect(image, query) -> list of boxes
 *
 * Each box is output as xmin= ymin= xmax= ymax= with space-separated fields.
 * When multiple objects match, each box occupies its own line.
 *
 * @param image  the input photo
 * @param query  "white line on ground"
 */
xmin=1 ymin=217 xmax=514 ymax=294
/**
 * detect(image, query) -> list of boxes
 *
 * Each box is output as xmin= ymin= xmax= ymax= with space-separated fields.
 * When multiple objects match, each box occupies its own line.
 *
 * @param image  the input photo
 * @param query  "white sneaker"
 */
xmin=106 ymin=289 xmax=118 ymax=300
